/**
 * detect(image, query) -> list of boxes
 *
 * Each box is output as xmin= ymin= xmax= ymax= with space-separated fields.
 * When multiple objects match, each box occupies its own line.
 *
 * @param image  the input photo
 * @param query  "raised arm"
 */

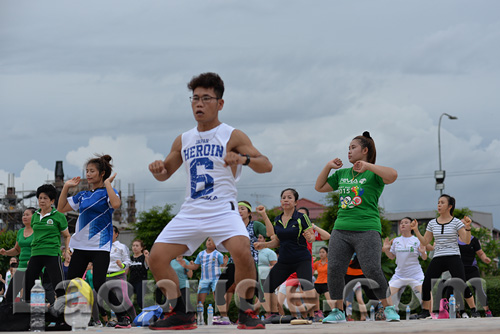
xmin=410 ymin=219 xmax=433 ymax=246
xmin=104 ymin=173 xmax=121 ymax=209
xmin=225 ymin=129 xmax=272 ymax=174
xmin=353 ymin=161 xmax=398 ymax=184
xmin=57 ymin=177 xmax=81 ymax=213
xmin=312 ymin=223 xmax=330 ymax=241
xmin=149 ymin=135 xmax=184 ymax=182
xmin=256 ymin=205 xmax=274 ymax=237
xmin=457 ymin=216 xmax=472 ymax=244
xmin=382 ymin=237 xmax=396 ymax=260
xmin=315 ymin=158 xmax=343 ymax=193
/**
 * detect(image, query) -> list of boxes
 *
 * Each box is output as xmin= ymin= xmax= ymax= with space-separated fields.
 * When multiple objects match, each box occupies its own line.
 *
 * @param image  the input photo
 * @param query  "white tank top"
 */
xmin=177 ymin=123 xmax=242 ymax=218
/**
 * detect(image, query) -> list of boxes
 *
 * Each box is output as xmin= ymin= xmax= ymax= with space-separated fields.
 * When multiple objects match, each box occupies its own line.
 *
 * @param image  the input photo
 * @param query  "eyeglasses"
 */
xmin=189 ymin=95 xmax=219 ymax=104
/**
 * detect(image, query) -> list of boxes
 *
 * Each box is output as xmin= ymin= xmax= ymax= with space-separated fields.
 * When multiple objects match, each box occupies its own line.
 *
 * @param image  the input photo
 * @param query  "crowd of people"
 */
xmin=0 ymin=72 xmax=496 ymax=330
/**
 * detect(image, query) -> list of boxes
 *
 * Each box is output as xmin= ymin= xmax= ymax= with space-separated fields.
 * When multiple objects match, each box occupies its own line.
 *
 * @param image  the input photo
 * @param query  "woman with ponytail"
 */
xmin=57 ymin=154 xmax=127 ymax=327
xmin=315 ymin=131 xmax=400 ymax=323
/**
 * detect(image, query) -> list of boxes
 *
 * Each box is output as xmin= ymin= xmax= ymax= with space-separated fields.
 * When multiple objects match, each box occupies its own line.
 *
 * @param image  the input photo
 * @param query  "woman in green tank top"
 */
xmin=0 ymin=207 xmax=36 ymax=303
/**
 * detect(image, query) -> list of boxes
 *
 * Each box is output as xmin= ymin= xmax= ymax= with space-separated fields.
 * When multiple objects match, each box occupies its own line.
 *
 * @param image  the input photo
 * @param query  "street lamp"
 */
xmin=436 ymin=113 xmax=458 ymax=195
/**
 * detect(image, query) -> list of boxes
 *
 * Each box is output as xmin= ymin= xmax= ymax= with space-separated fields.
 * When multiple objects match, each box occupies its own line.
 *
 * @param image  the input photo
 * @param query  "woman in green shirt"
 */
xmin=0 ymin=207 xmax=36 ymax=304
xmin=24 ymin=184 xmax=71 ymax=302
xmin=315 ymin=131 xmax=400 ymax=323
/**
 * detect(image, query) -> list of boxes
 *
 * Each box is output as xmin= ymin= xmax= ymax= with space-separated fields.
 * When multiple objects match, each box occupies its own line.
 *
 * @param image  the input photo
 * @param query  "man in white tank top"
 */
xmin=148 ymin=72 xmax=272 ymax=330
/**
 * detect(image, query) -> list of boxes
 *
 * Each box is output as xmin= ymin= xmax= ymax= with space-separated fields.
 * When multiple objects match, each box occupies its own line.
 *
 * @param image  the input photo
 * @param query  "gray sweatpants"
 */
xmin=327 ymin=229 xmax=389 ymax=301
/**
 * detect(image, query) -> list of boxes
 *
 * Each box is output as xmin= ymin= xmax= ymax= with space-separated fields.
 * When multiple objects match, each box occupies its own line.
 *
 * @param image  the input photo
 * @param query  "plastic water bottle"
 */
xmin=449 ymin=295 xmax=456 ymax=319
xmin=110 ymin=309 xmax=117 ymax=321
xmin=370 ymin=305 xmax=375 ymax=321
xmin=30 ymin=279 xmax=45 ymax=332
xmin=64 ymin=291 xmax=92 ymax=331
xmin=207 ymin=304 xmax=214 ymax=326
xmin=197 ymin=301 xmax=204 ymax=326
xmin=406 ymin=305 xmax=411 ymax=320
xmin=346 ymin=303 xmax=353 ymax=316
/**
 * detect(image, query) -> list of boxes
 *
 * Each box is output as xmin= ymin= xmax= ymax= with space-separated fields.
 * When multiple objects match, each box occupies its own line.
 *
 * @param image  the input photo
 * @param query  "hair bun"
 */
xmin=101 ymin=154 xmax=112 ymax=162
xmin=362 ymin=131 xmax=371 ymax=139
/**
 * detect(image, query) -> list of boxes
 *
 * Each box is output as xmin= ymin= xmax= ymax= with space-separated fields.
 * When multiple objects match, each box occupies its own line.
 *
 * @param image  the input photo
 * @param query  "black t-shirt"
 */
xmin=458 ymin=236 xmax=481 ymax=267
xmin=128 ymin=254 xmax=148 ymax=283
xmin=274 ymin=210 xmax=312 ymax=264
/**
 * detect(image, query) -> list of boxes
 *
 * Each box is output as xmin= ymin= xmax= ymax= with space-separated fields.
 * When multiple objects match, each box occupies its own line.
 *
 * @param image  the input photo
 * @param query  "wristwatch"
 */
xmin=241 ymin=154 xmax=250 ymax=166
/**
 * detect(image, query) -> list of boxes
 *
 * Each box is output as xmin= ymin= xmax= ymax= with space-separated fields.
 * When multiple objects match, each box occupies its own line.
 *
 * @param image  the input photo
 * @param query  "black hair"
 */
xmin=36 ymin=184 xmax=57 ymax=201
xmin=440 ymin=194 xmax=456 ymax=215
xmin=352 ymin=131 xmax=377 ymax=164
xmin=239 ymin=200 xmax=252 ymax=220
xmin=25 ymin=207 xmax=37 ymax=214
xmin=133 ymin=239 xmax=145 ymax=252
xmin=87 ymin=154 xmax=113 ymax=182
xmin=400 ymin=217 xmax=413 ymax=223
xmin=297 ymin=207 xmax=310 ymax=216
xmin=113 ymin=225 xmax=119 ymax=234
xmin=280 ymin=188 xmax=299 ymax=201
xmin=320 ymin=246 xmax=328 ymax=253
xmin=187 ymin=72 xmax=225 ymax=99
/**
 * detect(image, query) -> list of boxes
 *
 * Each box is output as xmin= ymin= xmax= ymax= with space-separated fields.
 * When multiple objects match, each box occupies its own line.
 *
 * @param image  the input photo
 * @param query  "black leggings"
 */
xmin=24 ymin=255 xmax=65 ymax=302
xmin=215 ymin=263 xmax=236 ymax=306
xmin=422 ymin=255 xmax=473 ymax=304
xmin=464 ymin=266 xmax=488 ymax=307
xmin=263 ymin=260 xmax=314 ymax=293
xmin=67 ymin=249 xmax=115 ymax=316
xmin=442 ymin=265 xmax=487 ymax=309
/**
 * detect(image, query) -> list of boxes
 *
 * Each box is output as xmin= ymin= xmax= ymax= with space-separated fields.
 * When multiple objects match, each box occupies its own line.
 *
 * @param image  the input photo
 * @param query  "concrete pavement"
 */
xmin=8 ymin=317 xmax=498 ymax=334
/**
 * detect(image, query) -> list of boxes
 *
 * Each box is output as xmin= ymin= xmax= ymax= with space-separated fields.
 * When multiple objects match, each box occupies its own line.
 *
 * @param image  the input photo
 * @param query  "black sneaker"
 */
xmin=149 ymin=311 xmax=196 ymax=330
xmin=263 ymin=314 xmax=280 ymax=324
xmin=416 ymin=309 xmax=432 ymax=319
xmin=237 ymin=310 xmax=265 ymax=330
xmin=470 ymin=308 xmax=480 ymax=318
xmin=115 ymin=315 xmax=132 ymax=329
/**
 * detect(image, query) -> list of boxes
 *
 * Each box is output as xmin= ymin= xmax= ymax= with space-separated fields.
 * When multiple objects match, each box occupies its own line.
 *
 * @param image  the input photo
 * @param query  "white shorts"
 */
xmin=389 ymin=276 xmax=424 ymax=289
xmin=154 ymin=211 xmax=249 ymax=255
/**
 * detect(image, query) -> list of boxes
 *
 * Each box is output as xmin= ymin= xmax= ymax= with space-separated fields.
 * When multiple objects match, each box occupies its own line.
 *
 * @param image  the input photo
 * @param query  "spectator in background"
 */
xmin=105 ymin=226 xmax=136 ymax=325
xmin=62 ymin=248 xmax=72 ymax=280
xmin=183 ymin=237 xmax=227 ymax=305
xmin=129 ymin=239 xmax=150 ymax=310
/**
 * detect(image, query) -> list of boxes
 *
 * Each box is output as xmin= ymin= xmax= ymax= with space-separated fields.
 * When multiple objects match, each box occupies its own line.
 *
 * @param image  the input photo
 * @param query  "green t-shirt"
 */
xmin=327 ymin=167 xmax=384 ymax=233
xmin=16 ymin=227 xmax=33 ymax=270
xmin=31 ymin=208 xmax=68 ymax=257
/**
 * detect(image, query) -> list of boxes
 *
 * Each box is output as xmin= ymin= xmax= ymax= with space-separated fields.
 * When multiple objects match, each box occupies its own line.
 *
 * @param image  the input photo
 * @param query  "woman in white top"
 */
xmin=383 ymin=217 xmax=429 ymax=311
xmin=410 ymin=194 xmax=473 ymax=319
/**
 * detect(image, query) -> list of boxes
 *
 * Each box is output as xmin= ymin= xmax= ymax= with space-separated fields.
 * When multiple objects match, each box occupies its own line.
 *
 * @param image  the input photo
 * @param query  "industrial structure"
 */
xmin=0 ymin=161 xmax=137 ymax=233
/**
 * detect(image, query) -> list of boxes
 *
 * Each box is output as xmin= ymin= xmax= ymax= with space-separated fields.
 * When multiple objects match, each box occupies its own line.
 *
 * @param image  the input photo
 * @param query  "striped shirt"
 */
xmin=426 ymin=217 xmax=464 ymax=257
xmin=194 ymin=249 xmax=224 ymax=281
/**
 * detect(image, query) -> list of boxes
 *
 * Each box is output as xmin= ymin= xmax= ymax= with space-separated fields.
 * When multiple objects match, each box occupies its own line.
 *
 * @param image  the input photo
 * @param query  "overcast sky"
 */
xmin=1 ymin=0 xmax=499 ymax=230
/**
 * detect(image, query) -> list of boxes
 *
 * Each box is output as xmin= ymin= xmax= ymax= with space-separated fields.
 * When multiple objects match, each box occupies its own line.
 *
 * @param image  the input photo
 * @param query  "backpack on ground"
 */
xmin=133 ymin=305 xmax=164 ymax=326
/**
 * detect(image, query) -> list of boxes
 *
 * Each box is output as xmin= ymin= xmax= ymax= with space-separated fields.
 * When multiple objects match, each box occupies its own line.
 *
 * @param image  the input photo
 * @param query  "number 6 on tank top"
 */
xmin=190 ymin=157 xmax=214 ymax=199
